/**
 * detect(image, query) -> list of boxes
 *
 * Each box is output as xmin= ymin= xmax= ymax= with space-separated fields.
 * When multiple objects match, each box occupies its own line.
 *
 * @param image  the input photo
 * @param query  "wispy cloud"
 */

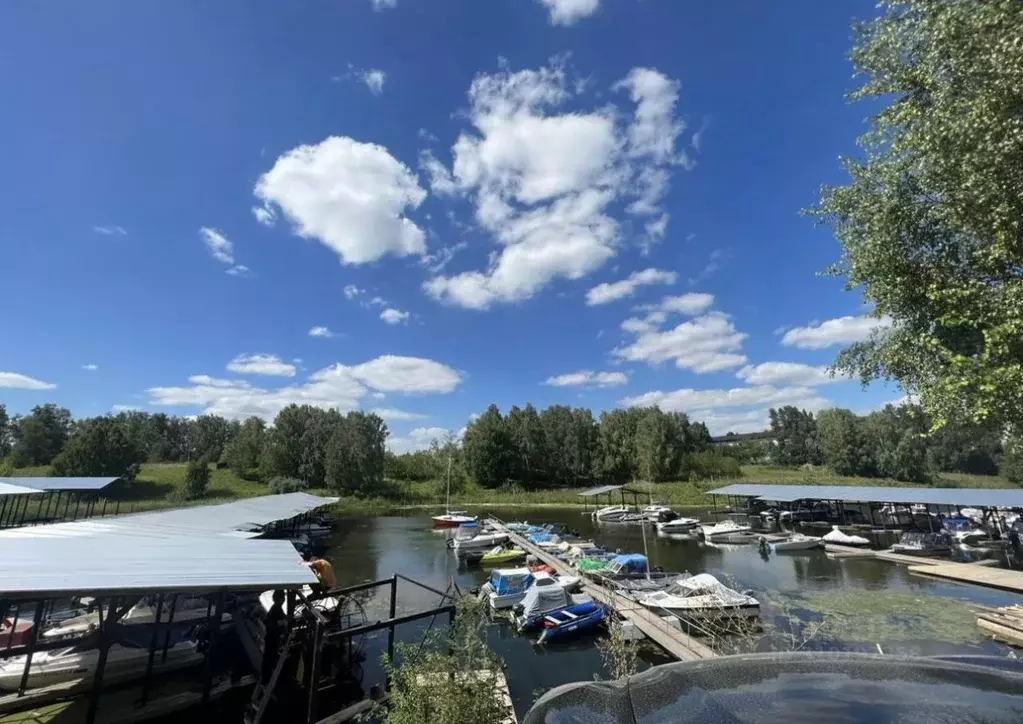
xmin=0 ymin=371 xmax=56 ymax=390
xmin=81 ymin=364 xmax=99 ymax=372
xmin=93 ymin=225 xmax=127 ymax=236
xmin=200 ymin=227 xmax=248 ymax=275
xmin=308 ymin=326 xmax=335 ymax=338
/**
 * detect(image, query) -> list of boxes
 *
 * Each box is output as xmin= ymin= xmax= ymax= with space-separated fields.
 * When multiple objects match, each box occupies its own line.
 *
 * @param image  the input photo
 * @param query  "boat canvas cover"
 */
xmin=489 ymin=569 xmax=531 ymax=595
xmin=519 ymin=584 xmax=571 ymax=619
xmin=610 ymin=554 xmax=648 ymax=574
xmin=576 ymin=559 xmax=607 ymax=571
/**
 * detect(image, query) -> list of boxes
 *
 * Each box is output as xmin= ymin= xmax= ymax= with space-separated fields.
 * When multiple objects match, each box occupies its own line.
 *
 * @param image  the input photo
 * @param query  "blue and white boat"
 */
xmin=478 ymin=568 xmax=581 ymax=610
xmin=536 ymin=603 xmax=610 ymax=644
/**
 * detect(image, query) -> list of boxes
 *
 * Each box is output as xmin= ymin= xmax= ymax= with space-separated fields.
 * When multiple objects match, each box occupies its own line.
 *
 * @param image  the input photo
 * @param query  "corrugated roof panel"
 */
xmin=578 ymin=485 xmax=624 ymax=497
xmin=0 ymin=536 xmax=318 ymax=598
xmin=1 ymin=477 xmax=120 ymax=491
xmin=0 ymin=481 xmax=44 ymax=496
xmin=708 ymin=484 xmax=1023 ymax=508
xmin=0 ymin=492 xmax=340 ymax=540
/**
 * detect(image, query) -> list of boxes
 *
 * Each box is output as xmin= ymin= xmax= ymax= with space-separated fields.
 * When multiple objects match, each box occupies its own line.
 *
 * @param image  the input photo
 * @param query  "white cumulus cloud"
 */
xmin=538 ymin=0 xmax=600 ymax=25
xmin=0 ymin=372 xmax=56 ymax=390
xmin=359 ymin=69 xmax=386 ymax=95
xmin=615 ymin=311 xmax=747 ymax=374
xmin=380 ymin=308 xmax=410 ymax=325
xmin=370 ymin=407 xmax=429 ymax=421
xmin=424 ymin=61 xmax=688 ymax=310
xmin=226 ymin=353 xmax=297 ymax=378
xmin=545 ymin=370 xmax=628 ymax=388
xmin=148 ymin=355 xmax=462 ymax=420
xmin=308 ymin=326 xmax=335 ymax=338
xmin=586 ymin=268 xmax=677 ymax=306
xmin=372 ymin=0 xmax=397 ymax=9
xmin=388 ymin=425 xmax=463 ymax=453
xmin=781 ymin=315 xmax=892 ymax=350
xmin=254 ymin=136 xmax=427 ymax=265
xmin=736 ymin=362 xmax=851 ymax=387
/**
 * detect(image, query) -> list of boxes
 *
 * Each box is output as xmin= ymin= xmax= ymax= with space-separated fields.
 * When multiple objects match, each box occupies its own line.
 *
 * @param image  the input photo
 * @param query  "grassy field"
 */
xmin=7 ymin=463 xmax=1018 ymax=518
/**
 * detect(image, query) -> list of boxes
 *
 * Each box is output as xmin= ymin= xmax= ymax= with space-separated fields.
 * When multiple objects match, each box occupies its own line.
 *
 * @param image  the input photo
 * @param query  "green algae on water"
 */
xmin=787 ymin=589 xmax=980 ymax=645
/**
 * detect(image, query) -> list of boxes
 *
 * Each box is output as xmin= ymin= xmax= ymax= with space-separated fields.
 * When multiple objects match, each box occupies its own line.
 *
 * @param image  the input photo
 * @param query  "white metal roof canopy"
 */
xmin=707 ymin=484 xmax=1023 ymax=509
xmin=0 ymin=535 xmax=319 ymax=599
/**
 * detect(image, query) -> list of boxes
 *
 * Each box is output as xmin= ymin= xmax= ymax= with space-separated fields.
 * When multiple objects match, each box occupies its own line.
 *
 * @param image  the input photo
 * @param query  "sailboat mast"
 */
xmin=641 ymin=518 xmax=651 ymax=581
xmin=445 ymin=454 xmax=453 ymax=512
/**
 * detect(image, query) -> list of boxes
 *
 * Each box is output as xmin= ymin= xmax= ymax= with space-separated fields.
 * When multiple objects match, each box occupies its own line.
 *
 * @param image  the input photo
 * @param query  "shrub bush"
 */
xmin=184 ymin=460 xmax=210 ymax=499
xmin=680 ymin=451 xmax=743 ymax=480
xmin=269 ymin=476 xmax=309 ymax=494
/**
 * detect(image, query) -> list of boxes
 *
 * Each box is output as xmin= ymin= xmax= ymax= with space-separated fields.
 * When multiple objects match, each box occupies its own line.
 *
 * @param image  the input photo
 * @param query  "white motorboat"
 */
xmin=656 ymin=517 xmax=701 ymax=535
xmin=822 ymin=526 xmax=871 ymax=547
xmin=431 ymin=511 xmax=476 ymax=528
xmin=452 ymin=531 xmax=510 ymax=553
xmin=593 ymin=505 xmax=630 ymax=522
xmin=888 ymin=531 xmax=952 ymax=556
xmin=0 ymin=641 xmax=202 ymax=691
xmin=479 ymin=569 xmax=580 ymax=611
xmin=700 ymin=518 xmax=753 ymax=543
xmin=42 ymin=595 xmax=227 ymax=640
xmin=641 ymin=505 xmax=672 ymax=520
xmin=766 ymin=533 xmax=822 ymax=552
xmin=637 ymin=574 xmax=759 ymax=621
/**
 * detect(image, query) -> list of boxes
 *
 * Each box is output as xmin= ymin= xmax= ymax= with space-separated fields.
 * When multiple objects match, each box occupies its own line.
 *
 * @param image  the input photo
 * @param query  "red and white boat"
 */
xmin=432 ymin=511 xmax=475 ymax=528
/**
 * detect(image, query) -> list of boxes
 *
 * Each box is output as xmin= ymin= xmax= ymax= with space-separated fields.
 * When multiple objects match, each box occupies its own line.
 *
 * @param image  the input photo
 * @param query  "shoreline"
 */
xmin=334 ymin=501 xmax=714 ymax=513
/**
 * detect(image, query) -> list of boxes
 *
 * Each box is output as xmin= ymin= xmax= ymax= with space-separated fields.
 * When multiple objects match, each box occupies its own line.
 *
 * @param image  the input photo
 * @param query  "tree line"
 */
xmin=757 ymin=404 xmax=1019 ymax=484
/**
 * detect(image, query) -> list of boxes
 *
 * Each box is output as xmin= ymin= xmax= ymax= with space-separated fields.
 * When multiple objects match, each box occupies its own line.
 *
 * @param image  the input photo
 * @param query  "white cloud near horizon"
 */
xmin=615 ymin=309 xmax=747 ymax=374
xmin=781 ymin=314 xmax=892 ymax=350
xmin=380 ymin=308 xmax=410 ymax=324
xmin=81 ymin=364 xmax=99 ymax=372
xmin=93 ymin=225 xmax=127 ymax=236
xmin=585 ymin=268 xmax=677 ymax=305
xmin=0 ymin=372 xmax=57 ymax=390
xmin=148 ymin=355 xmax=462 ymax=420
xmin=254 ymin=136 xmax=427 ymax=265
xmin=736 ymin=362 xmax=851 ymax=387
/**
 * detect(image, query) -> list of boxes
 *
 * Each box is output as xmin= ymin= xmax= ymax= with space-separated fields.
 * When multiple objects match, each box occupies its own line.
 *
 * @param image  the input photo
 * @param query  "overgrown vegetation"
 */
xmin=380 ymin=596 xmax=510 ymax=724
xmin=184 ymin=459 xmax=210 ymax=500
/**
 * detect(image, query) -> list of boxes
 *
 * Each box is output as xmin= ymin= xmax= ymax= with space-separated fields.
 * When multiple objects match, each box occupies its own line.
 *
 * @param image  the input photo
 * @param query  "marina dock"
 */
xmin=487 ymin=519 xmax=718 ymax=662
xmin=824 ymin=543 xmax=946 ymax=566
xmin=908 ymin=561 xmax=1023 ymax=594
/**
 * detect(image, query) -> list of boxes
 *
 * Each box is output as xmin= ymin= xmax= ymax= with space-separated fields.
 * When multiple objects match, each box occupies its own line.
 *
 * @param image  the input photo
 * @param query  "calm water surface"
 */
xmin=323 ymin=507 xmax=1023 ymax=718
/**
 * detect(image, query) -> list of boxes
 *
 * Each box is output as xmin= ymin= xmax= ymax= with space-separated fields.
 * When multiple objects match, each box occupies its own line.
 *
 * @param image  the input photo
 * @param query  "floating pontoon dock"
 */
xmin=487 ymin=519 xmax=717 ymax=662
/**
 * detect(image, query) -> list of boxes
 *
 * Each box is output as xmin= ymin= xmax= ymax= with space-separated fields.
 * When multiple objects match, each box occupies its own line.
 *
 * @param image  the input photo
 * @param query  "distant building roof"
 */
xmin=0 ymin=535 xmax=318 ymax=599
xmin=578 ymin=485 xmax=624 ymax=497
xmin=0 ymin=492 xmax=340 ymax=540
xmin=0 ymin=476 xmax=120 ymax=492
xmin=708 ymin=484 xmax=1023 ymax=508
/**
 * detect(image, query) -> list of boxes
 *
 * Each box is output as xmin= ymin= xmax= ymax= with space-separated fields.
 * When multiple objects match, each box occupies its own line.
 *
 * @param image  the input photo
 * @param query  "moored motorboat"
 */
xmin=480 ymin=546 xmax=526 ymax=566
xmin=536 ymin=603 xmax=610 ymax=644
xmin=766 ymin=533 xmax=823 ymax=552
xmin=432 ymin=511 xmax=476 ymax=528
xmin=822 ymin=526 xmax=871 ymax=547
xmin=0 ymin=641 xmax=202 ymax=691
xmin=478 ymin=569 xmax=580 ymax=610
xmin=641 ymin=504 xmax=672 ymax=520
xmin=700 ymin=518 xmax=753 ymax=543
xmin=451 ymin=531 xmax=510 ymax=553
xmin=593 ymin=505 xmax=630 ymax=522
xmin=888 ymin=531 xmax=952 ymax=556
xmin=43 ymin=595 xmax=228 ymax=641
xmin=637 ymin=574 xmax=759 ymax=621
xmin=513 ymin=585 xmax=592 ymax=631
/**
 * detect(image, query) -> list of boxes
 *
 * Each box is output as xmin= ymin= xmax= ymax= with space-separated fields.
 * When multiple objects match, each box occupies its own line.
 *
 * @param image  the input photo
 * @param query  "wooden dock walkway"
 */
xmin=488 ymin=520 xmax=717 ymax=662
xmin=909 ymin=561 xmax=1023 ymax=594
xmin=824 ymin=544 xmax=945 ymax=566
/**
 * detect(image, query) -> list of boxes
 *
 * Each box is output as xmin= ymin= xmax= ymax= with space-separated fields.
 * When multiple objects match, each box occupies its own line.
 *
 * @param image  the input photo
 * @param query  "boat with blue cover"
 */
xmin=536 ymin=602 xmax=610 ymax=644
xmin=478 ymin=568 xmax=581 ymax=610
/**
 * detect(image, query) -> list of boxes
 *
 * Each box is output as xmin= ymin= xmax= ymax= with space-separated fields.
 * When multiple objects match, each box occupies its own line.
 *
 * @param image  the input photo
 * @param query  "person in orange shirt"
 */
xmin=301 ymin=556 xmax=337 ymax=591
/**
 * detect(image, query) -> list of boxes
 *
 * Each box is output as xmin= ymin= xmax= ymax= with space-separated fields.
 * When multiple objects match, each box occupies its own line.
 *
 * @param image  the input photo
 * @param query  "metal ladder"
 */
xmin=244 ymin=628 xmax=300 ymax=724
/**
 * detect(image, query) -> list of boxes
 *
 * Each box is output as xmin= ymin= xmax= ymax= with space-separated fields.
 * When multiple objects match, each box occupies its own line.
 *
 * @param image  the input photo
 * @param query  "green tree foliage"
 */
xmin=222 ymin=417 xmax=267 ymax=479
xmin=0 ymin=403 xmax=11 ymax=458
xmin=926 ymin=418 xmax=1002 ymax=475
xmin=51 ymin=416 xmax=144 ymax=478
xmin=679 ymin=450 xmax=743 ymax=480
xmin=863 ymin=405 xmax=931 ymax=483
xmin=324 ymin=411 xmax=388 ymax=495
xmin=505 ymin=404 xmax=549 ymax=486
xmin=597 ymin=408 xmax=643 ymax=483
xmin=814 ymin=0 xmax=1023 ymax=429
xmin=769 ymin=407 xmax=821 ymax=466
xmin=817 ymin=408 xmax=876 ymax=477
xmin=184 ymin=459 xmax=210 ymax=499
xmin=262 ymin=404 xmax=309 ymax=480
xmin=634 ymin=408 xmax=690 ymax=482
xmin=462 ymin=404 xmax=514 ymax=489
xmin=11 ymin=404 xmax=73 ymax=467
xmin=1000 ymin=437 xmax=1023 ymax=485
xmin=186 ymin=414 xmax=236 ymax=463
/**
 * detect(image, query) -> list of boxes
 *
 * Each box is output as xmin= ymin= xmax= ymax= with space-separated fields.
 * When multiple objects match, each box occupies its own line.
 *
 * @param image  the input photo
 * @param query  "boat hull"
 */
xmin=537 ymin=604 xmax=609 ymax=644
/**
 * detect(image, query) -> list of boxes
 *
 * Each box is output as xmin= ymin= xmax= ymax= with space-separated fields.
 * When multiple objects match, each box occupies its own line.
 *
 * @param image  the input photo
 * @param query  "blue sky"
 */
xmin=0 ymin=0 xmax=900 ymax=450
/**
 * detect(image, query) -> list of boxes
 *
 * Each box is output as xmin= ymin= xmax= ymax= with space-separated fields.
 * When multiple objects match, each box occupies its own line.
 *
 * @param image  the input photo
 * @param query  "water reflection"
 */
xmin=324 ymin=507 xmax=1023 ymax=718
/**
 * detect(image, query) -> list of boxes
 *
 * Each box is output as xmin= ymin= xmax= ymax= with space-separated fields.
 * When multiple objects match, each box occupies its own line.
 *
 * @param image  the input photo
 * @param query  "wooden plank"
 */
xmin=977 ymin=618 xmax=1023 ymax=648
xmin=488 ymin=520 xmax=717 ymax=662
xmin=910 ymin=562 xmax=1023 ymax=594
xmin=823 ymin=544 xmax=946 ymax=567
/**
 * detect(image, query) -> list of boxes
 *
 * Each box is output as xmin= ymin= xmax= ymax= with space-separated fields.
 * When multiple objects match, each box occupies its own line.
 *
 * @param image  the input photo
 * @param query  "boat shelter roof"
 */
xmin=708 ymin=484 xmax=1023 ymax=509
xmin=0 ymin=480 xmax=45 ymax=496
xmin=578 ymin=485 xmax=624 ymax=497
xmin=0 ymin=476 xmax=120 ymax=492
xmin=0 ymin=492 xmax=339 ymax=540
xmin=0 ymin=535 xmax=319 ymax=599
